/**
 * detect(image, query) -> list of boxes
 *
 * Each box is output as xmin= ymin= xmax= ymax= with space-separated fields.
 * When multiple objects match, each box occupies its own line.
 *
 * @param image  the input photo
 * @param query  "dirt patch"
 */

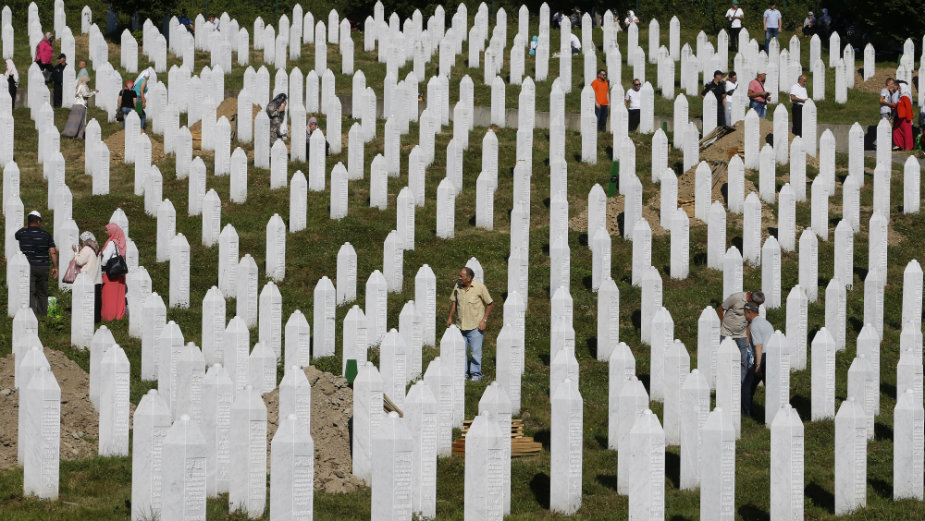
xmin=699 ymin=119 xmax=818 ymax=169
xmin=263 ymin=366 xmax=364 ymax=494
xmin=0 ymin=348 xmax=132 ymax=469
xmin=569 ymin=192 xmax=667 ymax=237
xmin=853 ymin=65 xmax=920 ymax=96
xmin=104 ymin=129 xmax=168 ymax=163
xmin=189 ymin=97 xmax=261 ymax=135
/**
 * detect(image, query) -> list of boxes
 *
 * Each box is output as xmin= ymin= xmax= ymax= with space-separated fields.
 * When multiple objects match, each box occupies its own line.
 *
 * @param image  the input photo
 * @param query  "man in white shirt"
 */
xmin=880 ymin=78 xmax=896 ymax=120
xmin=763 ymin=1 xmax=783 ymax=51
xmin=625 ymin=78 xmax=642 ymax=131
xmin=789 ymin=75 xmax=808 ymax=136
xmin=724 ymin=0 xmax=744 ymax=51
xmin=569 ymin=33 xmax=581 ymax=54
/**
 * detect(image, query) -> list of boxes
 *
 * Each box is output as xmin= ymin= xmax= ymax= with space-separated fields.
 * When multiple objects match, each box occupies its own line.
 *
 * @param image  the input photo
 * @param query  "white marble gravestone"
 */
xmin=811 ymin=328 xmax=837 ymax=420
xmin=700 ymin=407 xmax=735 ymax=521
xmin=131 ymin=390 xmax=170 ymax=520
xmin=229 ymin=385 xmax=268 ymax=517
xmin=270 ymin=413 xmax=314 ymax=520
xmin=353 ymin=361 xmax=384 ymax=483
xmin=22 ymin=366 xmax=60 ymax=499
xmin=236 ymin=255 xmax=259 ymax=328
xmin=313 ymin=277 xmax=337 ymax=358
xmin=160 ymin=414 xmax=207 ymax=521
xmin=680 ymin=370 xmax=710 ymax=490
xmin=834 ymin=398 xmax=867 ymax=515
xmin=550 ymin=377 xmax=583 ymax=515
xmin=98 ymin=344 xmax=130 ymax=456
xmin=770 ymin=404 xmax=804 ymax=520
xmin=371 ymin=411 xmax=413 ymax=521
xmin=629 ymin=410 xmax=664 ymax=520
xmin=716 ymin=338 xmax=742 ymax=438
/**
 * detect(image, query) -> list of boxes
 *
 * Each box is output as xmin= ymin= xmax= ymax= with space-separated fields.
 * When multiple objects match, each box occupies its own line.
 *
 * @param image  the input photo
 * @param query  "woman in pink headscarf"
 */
xmin=100 ymin=223 xmax=127 ymax=320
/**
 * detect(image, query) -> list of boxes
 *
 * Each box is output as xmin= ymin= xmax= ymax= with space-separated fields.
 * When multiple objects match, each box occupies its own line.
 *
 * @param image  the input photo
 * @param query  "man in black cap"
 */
xmin=701 ymin=70 xmax=728 ymax=128
xmin=15 ymin=211 xmax=59 ymax=317
xmin=52 ymin=53 xmax=67 ymax=108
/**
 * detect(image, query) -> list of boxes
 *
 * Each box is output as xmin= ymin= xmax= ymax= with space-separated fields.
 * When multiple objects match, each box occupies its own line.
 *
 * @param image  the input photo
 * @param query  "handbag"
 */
xmin=104 ymin=253 xmax=128 ymax=276
xmin=62 ymin=259 xmax=80 ymax=283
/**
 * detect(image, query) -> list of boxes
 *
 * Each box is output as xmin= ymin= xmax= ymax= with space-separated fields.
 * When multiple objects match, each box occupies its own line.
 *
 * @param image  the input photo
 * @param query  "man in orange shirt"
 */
xmin=590 ymin=69 xmax=610 ymax=132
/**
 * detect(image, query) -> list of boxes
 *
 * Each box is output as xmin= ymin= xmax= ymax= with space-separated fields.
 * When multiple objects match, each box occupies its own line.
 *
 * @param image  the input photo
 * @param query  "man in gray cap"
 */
xmin=743 ymin=301 xmax=774 ymax=419
xmin=15 ymin=211 xmax=58 ymax=317
xmin=701 ymin=70 xmax=728 ymax=128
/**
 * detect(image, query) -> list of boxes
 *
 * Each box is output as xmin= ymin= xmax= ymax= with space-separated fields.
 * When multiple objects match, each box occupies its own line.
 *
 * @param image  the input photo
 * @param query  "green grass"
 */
xmin=1 ymin=13 xmax=924 ymax=521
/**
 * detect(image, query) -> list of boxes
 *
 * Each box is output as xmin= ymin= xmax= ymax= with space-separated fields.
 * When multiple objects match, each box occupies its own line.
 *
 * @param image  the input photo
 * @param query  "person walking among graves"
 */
xmin=801 ymin=11 xmax=816 ymax=37
xmin=5 ymin=59 xmax=18 ymax=108
xmin=51 ymin=53 xmax=67 ymax=108
xmin=73 ymin=231 xmax=102 ymax=323
xmin=117 ymin=81 xmax=137 ymax=127
xmin=716 ymin=290 xmax=765 ymax=383
xmin=701 ymin=70 xmax=727 ymax=128
xmin=100 ymin=223 xmax=127 ymax=321
xmin=762 ymin=1 xmax=783 ymax=51
xmin=76 ymin=60 xmax=89 ymax=80
xmin=879 ymin=78 xmax=897 ymax=121
xmin=305 ymin=116 xmax=329 ymax=157
xmin=133 ymin=68 xmax=151 ymax=129
xmin=789 ymin=74 xmax=809 ymax=136
xmin=625 ymin=78 xmax=642 ymax=131
xmin=724 ymin=0 xmax=744 ymax=51
xmin=35 ymin=32 xmax=54 ymax=76
xmin=893 ymin=81 xmax=914 ymax=151
xmin=62 ymin=75 xmax=97 ymax=139
xmin=742 ymin=302 xmax=773 ymax=419
xmin=15 ymin=211 xmax=58 ymax=318
xmin=446 ymin=267 xmax=494 ymax=382
xmin=267 ymin=93 xmax=288 ymax=144
xmin=747 ymin=70 xmax=771 ymax=118
xmin=590 ymin=69 xmax=610 ymax=132
xmin=622 ymin=10 xmax=639 ymax=28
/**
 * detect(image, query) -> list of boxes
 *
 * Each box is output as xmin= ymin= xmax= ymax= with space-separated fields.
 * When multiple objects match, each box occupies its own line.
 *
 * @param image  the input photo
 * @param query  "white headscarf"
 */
xmin=4 ymin=59 xmax=18 ymax=84
xmin=899 ymin=82 xmax=912 ymax=99
xmin=133 ymin=68 xmax=152 ymax=88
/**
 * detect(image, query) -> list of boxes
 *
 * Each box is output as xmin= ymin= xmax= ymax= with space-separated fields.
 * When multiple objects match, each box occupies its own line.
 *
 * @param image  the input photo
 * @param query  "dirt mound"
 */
xmin=0 ymin=348 xmax=125 ymax=469
xmin=104 ymin=129 xmax=168 ymax=163
xmin=189 ymin=97 xmax=261 ymax=134
xmin=854 ymin=65 xmax=920 ymax=96
xmin=569 ymin=192 xmax=667 ymax=237
xmin=263 ymin=366 xmax=364 ymax=494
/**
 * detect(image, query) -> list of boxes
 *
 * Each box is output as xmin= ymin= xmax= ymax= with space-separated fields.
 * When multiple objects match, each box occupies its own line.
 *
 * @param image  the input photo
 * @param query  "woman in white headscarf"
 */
xmin=62 ymin=75 xmax=97 ymax=139
xmin=623 ymin=10 xmax=639 ymax=27
xmin=4 ymin=59 xmax=18 ymax=108
xmin=132 ymin=68 xmax=152 ymax=129
xmin=893 ymin=81 xmax=914 ymax=151
xmin=73 ymin=231 xmax=102 ymax=322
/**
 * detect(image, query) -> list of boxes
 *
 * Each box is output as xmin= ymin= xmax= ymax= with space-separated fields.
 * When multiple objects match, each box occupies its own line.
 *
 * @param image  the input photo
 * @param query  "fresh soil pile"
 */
xmin=569 ymin=193 xmax=667 ymax=237
xmin=263 ymin=365 xmax=364 ymax=493
xmin=104 ymin=129 xmax=168 ymax=162
xmin=0 ymin=348 xmax=125 ymax=469
xmin=853 ymin=65 xmax=919 ymax=96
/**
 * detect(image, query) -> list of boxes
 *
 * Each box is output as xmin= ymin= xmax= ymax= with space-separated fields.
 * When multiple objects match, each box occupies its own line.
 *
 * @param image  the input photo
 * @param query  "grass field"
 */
xmin=1 ymin=10 xmax=924 ymax=521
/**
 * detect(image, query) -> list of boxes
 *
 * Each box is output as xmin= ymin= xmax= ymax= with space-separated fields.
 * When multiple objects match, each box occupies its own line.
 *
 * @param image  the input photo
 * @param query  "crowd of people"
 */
xmin=15 ymin=212 xmax=127 ymax=321
xmin=880 ymin=78 xmax=916 ymax=151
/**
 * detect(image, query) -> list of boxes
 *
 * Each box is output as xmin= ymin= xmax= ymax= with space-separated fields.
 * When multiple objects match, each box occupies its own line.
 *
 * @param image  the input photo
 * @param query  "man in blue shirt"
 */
xmin=15 ymin=211 xmax=58 ymax=317
xmin=763 ymin=1 xmax=783 ymax=51
xmin=742 ymin=301 xmax=774 ymax=419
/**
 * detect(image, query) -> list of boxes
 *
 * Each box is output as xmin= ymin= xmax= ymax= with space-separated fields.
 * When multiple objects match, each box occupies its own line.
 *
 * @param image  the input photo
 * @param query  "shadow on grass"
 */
xmin=875 ymin=420 xmax=893 ymax=441
xmin=594 ymin=434 xmax=608 ymax=450
xmin=529 ymin=472 xmax=551 ymax=509
xmin=870 ymin=478 xmax=892 ymax=499
xmin=738 ymin=503 xmax=770 ymax=521
xmin=586 ymin=336 xmax=598 ymax=359
xmin=665 ymin=451 xmax=681 ymax=488
xmin=534 ymin=429 xmax=550 ymax=450
xmin=805 ymin=482 xmax=835 ymax=513
xmin=791 ymin=393 xmax=811 ymax=422
xmin=595 ymin=474 xmax=618 ymax=493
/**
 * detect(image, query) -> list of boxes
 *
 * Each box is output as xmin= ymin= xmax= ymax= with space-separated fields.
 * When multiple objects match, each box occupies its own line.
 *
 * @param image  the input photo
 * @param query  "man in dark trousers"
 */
xmin=15 ymin=211 xmax=59 ymax=317
xmin=52 ymin=53 xmax=67 ymax=108
xmin=701 ymin=70 xmax=728 ymax=128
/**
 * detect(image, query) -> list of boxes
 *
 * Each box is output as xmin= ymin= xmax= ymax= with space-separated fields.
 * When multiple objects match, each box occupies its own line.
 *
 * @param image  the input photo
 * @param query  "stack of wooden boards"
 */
xmin=452 ymin=419 xmax=543 ymax=457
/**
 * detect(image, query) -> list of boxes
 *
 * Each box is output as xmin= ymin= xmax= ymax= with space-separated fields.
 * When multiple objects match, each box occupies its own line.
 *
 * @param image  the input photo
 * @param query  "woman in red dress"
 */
xmin=893 ymin=81 xmax=914 ymax=151
xmin=100 ymin=223 xmax=127 ymax=320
